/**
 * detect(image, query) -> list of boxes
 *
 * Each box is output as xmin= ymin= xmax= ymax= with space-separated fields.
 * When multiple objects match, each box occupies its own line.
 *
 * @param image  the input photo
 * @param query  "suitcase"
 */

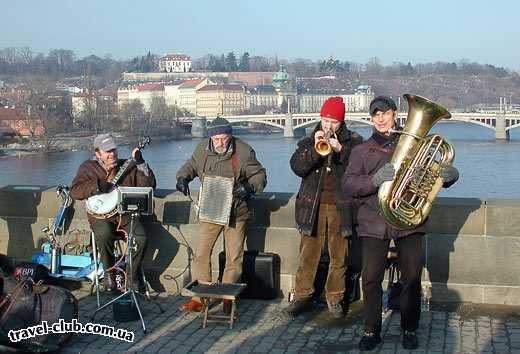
xmin=218 ymin=250 xmax=280 ymax=300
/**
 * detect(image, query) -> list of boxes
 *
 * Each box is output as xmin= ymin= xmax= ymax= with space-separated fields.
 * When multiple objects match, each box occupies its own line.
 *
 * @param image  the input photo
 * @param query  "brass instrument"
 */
xmin=314 ymin=130 xmax=334 ymax=156
xmin=378 ymin=94 xmax=455 ymax=229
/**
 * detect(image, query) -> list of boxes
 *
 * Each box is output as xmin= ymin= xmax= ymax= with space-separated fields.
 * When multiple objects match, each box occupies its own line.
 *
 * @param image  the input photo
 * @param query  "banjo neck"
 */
xmin=108 ymin=136 xmax=151 ymax=187
xmin=110 ymin=158 xmax=132 ymax=186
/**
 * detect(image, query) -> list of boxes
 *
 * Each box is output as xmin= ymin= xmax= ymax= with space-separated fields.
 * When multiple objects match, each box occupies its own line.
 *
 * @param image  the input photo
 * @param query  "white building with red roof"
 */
xmin=117 ymin=83 xmax=165 ymax=111
xmin=159 ymin=53 xmax=192 ymax=73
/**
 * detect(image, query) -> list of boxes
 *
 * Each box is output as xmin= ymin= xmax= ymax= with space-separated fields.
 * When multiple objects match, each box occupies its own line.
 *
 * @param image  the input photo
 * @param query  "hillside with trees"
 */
xmin=1 ymin=47 xmax=519 ymax=110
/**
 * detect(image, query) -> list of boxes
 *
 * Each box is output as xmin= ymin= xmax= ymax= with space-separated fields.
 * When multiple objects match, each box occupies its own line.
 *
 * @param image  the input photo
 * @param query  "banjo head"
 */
xmin=86 ymin=188 xmax=119 ymax=218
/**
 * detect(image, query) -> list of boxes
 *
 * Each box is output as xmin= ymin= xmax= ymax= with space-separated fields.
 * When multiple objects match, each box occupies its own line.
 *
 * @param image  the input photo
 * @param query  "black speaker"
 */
xmin=113 ymin=294 xmax=139 ymax=322
xmin=218 ymin=250 xmax=280 ymax=300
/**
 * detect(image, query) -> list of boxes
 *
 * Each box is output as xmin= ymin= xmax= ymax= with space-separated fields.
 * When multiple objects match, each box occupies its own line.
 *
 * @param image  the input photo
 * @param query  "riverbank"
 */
xmin=0 ymin=132 xmax=194 ymax=159
xmin=0 ymin=127 xmax=287 ymax=159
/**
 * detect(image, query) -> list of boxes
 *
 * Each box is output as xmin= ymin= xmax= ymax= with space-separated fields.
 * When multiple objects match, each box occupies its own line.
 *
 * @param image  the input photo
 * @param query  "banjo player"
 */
xmin=70 ymin=133 xmax=156 ymax=293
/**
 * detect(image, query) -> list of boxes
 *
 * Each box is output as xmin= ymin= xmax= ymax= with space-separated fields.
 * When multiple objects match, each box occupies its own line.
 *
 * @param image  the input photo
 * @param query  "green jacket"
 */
xmin=176 ymin=137 xmax=267 ymax=223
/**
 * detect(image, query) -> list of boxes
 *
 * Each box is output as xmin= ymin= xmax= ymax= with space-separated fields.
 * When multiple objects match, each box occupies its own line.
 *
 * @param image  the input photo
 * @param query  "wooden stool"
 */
xmin=182 ymin=281 xmax=246 ymax=329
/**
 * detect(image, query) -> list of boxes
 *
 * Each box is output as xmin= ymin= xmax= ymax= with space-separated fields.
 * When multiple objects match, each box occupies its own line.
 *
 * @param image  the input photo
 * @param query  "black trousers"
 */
xmin=90 ymin=217 xmax=147 ymax=276
xmin=361 ymin=233 xmax=423 ymax=333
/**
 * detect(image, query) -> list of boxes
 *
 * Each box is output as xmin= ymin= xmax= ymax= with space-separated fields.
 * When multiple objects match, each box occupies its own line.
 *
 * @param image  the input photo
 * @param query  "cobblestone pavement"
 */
xmin=55 ymin=290 xmax=520 ymax=353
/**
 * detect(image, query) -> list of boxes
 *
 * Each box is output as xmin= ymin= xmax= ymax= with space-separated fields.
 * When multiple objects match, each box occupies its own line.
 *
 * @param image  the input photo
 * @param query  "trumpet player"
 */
xmin=342 ymin=96 xmax=459 ymax=351
xmin=285 ymin=96 xmax=363 ymax=318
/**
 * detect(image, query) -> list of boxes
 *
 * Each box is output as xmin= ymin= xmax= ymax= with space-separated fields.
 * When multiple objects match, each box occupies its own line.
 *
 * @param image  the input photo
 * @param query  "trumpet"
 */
xmin=314 ymin=130 xmax=334 ymax=156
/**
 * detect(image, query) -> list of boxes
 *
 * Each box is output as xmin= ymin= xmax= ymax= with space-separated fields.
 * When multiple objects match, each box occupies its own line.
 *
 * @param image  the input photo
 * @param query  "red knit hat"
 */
xmin=320 ymin=96 xmax=345 ymax=122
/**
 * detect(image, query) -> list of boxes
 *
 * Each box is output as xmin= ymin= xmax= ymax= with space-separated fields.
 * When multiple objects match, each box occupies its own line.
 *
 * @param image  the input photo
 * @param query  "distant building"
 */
xmin=56 ymin=84 xmax=82 ymax=94
xmin=164 ymin=83 xmax=182 ymax=108
xmin=228 ymin=72 xmax=274 ymax=87
xmin=177 ymin=78 xmax=210 ymax=114
xmin=117 ymin=83 xmax=165 ymax=112
xmin=71 ymin=92 xmax=96 ymax=119
xmin=196 ymin=84 xmax=246 ymax=117
xmin=0 ymin=107 xmax=44 ymax=136
xmin=298 ymin=85 xmax=374 ymax=113
xmin=247 ymin=85 xmax=278 ymax=111
xmin=72 ymin=87 xmax=117 ymax=119
xmin=158 ymin=54 xmax=192 ymax=73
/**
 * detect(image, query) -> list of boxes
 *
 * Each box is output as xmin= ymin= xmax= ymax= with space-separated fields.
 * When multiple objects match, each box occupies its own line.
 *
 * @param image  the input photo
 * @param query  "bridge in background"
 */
xmin=182 ymin=112 xmax=520 ymax=140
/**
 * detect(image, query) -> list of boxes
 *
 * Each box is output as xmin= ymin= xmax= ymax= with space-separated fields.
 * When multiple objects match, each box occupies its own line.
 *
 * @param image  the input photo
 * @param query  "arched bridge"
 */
xmin=186 ymin=112 xmax=520 ymax=140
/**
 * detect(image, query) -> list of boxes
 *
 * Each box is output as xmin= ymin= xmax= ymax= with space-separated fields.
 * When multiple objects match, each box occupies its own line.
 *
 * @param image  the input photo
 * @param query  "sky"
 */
xmin=1 ymin=0 xmax=519 ymax=69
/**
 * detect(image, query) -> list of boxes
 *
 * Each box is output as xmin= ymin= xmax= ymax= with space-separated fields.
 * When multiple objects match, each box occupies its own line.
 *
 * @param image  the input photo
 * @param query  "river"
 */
xmin=1 ymin=122 xmax=519 ymax=199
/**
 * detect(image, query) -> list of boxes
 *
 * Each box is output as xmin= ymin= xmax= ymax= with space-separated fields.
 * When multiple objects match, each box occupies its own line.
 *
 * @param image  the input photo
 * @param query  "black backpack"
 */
xmin=0 ymin=276 xmax=78 ymax=352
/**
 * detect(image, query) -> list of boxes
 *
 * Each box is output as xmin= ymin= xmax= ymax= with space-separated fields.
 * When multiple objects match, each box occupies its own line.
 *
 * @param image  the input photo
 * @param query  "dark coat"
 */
xmin=176 ymin=136 xmax=267 ymax=223
xmin=290 ymin=123 xmax=363 ymax=237
xmin=341 ymin=131 xmax=426 ymax=239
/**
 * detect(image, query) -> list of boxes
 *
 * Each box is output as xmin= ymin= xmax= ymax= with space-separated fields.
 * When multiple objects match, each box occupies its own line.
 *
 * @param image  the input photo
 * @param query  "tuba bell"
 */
xmin=378 ymin=94 xmax=455 ymax=229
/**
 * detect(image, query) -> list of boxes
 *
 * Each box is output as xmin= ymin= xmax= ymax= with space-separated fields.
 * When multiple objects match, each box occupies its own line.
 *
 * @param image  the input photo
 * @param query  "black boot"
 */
xmin=402 ymin=330 xmax=419 ymax=350
xmin=130 ymin=272 xmax=146 ymax=293
xmin=358 ymin=331 xmax=381 ymax=351
xmin=285 ymin=298 xmax=313 ymax=317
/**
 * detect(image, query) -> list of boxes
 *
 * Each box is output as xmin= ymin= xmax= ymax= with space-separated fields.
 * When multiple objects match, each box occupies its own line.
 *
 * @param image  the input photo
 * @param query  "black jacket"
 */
xmin=290 ymin=123 xmax=363 ymax=237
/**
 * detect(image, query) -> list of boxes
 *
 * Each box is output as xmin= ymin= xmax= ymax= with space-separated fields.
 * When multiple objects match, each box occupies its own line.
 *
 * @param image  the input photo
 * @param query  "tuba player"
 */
xmin=342 ymin=96 xmax=459 ymax=351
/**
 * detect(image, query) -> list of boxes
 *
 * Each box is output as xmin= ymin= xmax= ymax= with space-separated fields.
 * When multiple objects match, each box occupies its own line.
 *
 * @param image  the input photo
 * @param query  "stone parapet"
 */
xmin=1 ymin=185 xmax=519 ymax=305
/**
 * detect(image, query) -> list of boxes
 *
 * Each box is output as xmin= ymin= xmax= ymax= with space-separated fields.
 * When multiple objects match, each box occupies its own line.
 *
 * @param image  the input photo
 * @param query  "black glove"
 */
xmin=234 ymin=180 xmax=254 ymax=201
xmin=372 ymin=163 xmax=395 ymax=188
xmin=133 ymin=149 xmax=145 ymax=165
xmin=440 ymin=164 xmax=459 ymax=186
xmin=97 ymin=179 xmax=113 ymax=194
xmin=176 ymin=178 xmax=190 ymax=196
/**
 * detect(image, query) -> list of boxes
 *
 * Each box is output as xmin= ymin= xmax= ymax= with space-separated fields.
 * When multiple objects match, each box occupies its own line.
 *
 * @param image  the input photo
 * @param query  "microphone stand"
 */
xmin=91 ymin=211 xmax=164 ymax=333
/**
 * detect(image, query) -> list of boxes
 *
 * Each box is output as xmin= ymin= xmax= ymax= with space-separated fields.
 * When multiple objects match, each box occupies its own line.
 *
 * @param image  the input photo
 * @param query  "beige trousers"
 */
xmin=192 ymin=221 xmax=247 ymax=283
xmin=294 ymin=203 xmax=349 ymax=302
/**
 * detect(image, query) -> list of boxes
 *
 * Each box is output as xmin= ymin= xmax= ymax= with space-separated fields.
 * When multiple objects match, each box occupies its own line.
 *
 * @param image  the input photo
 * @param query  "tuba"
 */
xmin=378 ymin=94 xmax=455 ymax=229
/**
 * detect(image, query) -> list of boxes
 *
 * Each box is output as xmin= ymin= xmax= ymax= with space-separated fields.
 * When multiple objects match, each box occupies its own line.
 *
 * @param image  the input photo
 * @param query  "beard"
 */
xmin=214 ymin=145 xmax=227 ymax=154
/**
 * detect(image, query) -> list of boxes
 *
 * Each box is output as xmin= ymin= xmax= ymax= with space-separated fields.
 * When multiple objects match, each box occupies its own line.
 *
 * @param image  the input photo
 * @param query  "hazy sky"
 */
xmin=2 ymin=0 xmax=519 ymax=69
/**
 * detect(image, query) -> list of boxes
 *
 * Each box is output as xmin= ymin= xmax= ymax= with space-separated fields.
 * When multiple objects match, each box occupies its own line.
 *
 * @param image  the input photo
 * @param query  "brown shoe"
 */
xmin=223 ymin=300 xmax=234 ymax=315
xmin=181 ymin=299 xmax=203 ymax=312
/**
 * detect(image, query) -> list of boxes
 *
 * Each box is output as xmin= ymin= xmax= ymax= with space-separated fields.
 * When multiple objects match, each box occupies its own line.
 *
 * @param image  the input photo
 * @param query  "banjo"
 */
xmin=85 ymin=137 xmax=151 ymax=219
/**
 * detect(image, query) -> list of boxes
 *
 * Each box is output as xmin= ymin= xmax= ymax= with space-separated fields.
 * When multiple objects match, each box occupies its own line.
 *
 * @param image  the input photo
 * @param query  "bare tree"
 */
xmin=119 ymin=99 xmax=146 ymax=134
xmin=18 ymin=47 xmax=33 ymax=65
xmin=22 ymin=78 xmax=72 ymax=150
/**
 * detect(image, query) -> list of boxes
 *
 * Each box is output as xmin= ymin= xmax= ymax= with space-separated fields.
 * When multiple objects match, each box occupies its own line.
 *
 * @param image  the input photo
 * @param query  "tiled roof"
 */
xmin=137 ymin=83 xmax=164 ymax=91
xmin=97 ymin=86 xmax=118 ymax=97
xmin=0 ymin=107 xmax=29 ymax=121
xmin=160 ymin=54 xmax=191 ymax=61
xmin=198 ymin=84 xmax=244 ymax=92
xmin=249 ymin=85 xmax=276 ymax=94
xmin=179 ymin=79 xmax=205 ymax=89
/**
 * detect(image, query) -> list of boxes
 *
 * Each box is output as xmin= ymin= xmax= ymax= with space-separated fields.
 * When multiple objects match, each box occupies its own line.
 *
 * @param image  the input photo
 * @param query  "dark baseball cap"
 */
xmin=369 ymin=96 xmax=397 ymax=116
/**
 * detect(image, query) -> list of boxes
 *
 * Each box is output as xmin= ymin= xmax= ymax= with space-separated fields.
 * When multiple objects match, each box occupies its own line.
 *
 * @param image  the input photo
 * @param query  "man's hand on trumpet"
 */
xmin=328 ymin=136 xmax=342 ymax=152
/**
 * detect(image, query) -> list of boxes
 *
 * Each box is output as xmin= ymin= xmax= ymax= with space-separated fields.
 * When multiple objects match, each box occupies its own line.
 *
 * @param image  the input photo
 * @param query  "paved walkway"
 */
xmin=56 ymin=290 xmax=520 ymax=353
